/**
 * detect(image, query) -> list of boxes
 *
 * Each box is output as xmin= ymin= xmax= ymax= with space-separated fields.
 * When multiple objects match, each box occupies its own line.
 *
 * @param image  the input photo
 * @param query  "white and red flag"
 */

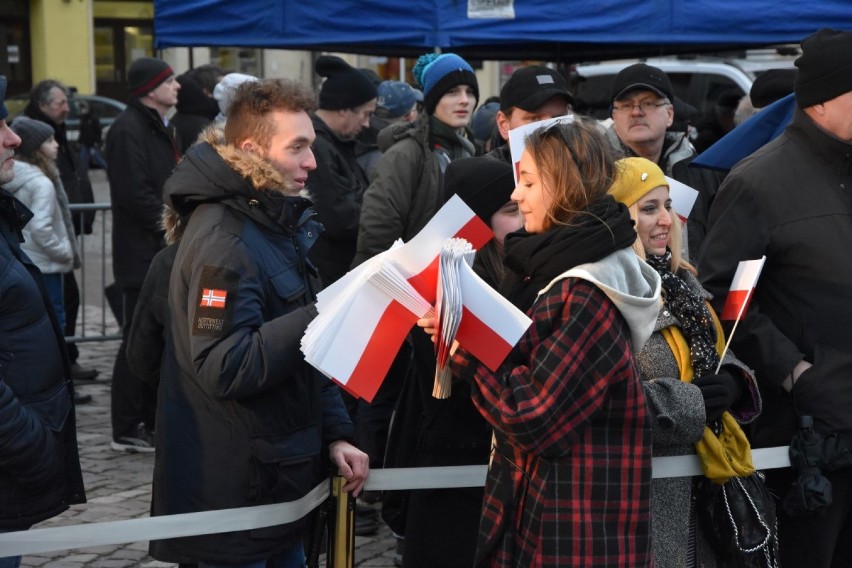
xmin=720 ymin=256 xmax=767 ymax=321
xmin=302 ymin=195 xmax=508 ymax=403
xmin=664 ymin=176 xmax=699 ymax=223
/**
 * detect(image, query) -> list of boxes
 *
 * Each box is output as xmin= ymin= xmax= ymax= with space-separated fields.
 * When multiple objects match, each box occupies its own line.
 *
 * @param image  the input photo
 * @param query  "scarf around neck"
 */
xmin=500 ymin=195 xmax=636 ymax=311
xmin=645 ymin=251 xmax=719 ymax=376
xmin=429 ymin=115 xmax=475 ymax=161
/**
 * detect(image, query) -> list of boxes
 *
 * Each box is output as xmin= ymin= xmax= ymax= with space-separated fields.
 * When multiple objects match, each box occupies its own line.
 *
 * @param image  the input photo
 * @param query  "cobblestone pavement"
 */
xmin=16 ymin=170 xmax=397 ymax=568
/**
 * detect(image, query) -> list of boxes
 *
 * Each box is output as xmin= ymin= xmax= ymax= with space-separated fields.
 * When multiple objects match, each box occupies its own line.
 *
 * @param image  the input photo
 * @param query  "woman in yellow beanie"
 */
xmin=610 ymin=157 xmax=764 ymax=567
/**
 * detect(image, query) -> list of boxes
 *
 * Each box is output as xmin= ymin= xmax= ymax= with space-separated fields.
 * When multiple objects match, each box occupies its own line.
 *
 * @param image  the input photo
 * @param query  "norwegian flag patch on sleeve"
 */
xmin=193 ymin=265 xmax=239 ymax=337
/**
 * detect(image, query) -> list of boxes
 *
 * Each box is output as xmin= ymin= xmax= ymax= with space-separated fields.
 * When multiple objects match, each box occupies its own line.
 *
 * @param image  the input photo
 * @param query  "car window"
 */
xmin=684 ymin=73 xmax=743 ymax=117
xmin=89 ymin=99 xmax=124 ymax=119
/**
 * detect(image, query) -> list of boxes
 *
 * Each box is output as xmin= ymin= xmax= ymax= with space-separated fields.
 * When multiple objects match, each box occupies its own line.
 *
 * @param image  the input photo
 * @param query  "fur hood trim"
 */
xmin=199 ymin=125 xmax=311 ymax=199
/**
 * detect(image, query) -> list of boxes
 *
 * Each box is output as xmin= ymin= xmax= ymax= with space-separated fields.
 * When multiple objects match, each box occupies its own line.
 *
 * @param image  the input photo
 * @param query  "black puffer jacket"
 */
xmin=0 ymin=190 xmax=86 ymax=529
xmin=152 ymin=128 xmax=355 ymax=563
xmin=106 ymin=98 xmax=179 ymax=289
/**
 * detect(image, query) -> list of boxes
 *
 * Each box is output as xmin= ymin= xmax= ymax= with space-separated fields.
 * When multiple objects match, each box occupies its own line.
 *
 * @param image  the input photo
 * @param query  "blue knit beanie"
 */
xmin=413 ymin=53 xmax=479 ymax=115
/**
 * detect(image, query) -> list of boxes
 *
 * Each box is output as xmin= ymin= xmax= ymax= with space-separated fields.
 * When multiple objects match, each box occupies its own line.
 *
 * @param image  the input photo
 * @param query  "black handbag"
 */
xmin=696 ymin=471 xmax=779 ymax=568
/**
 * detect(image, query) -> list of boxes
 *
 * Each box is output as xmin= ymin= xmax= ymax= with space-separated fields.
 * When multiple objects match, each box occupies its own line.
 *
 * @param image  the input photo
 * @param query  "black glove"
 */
xmin=693 ymin=370 xmax=746 ymax=422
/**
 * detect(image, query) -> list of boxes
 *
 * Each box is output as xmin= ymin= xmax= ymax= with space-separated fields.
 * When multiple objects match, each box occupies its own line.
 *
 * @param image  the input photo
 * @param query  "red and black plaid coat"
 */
xmin=465 ymin=278 xmax=653 ymax=567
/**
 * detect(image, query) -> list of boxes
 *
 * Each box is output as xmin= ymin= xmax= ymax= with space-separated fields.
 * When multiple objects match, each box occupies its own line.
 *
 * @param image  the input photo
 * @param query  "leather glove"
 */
xmin=693 ymin=370 xmax=746 ymax=422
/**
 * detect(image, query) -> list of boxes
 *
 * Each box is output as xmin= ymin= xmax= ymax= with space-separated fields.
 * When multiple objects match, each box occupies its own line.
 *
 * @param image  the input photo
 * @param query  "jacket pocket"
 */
xmin=19 ymin=381 xmax=72 ymax=488
xmin=22 ymin=381 xmax=72 ymax=433
xmin=269 ymin=269 xmax=306 ymax=304
xmin=247 ymin=425 xmax=321 ymax=540
xmin=794 ymin=343 xmax=852 ymax=435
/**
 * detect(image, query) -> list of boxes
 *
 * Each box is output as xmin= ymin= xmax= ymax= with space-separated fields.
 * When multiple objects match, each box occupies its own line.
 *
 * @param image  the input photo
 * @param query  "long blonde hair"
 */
xmin=627 ymin=202 xmax=696 ymax=275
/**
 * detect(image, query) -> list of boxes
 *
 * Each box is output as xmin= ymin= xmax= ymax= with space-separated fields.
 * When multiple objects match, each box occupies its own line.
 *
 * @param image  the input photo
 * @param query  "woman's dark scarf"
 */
xmin=500 ymin=195 xmax=636 ymax=312
xmin=645 ymin=250 xmax=719 ymax=376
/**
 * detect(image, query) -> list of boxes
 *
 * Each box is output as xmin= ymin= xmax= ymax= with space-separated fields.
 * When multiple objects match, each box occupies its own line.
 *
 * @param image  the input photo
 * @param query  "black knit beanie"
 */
xmin=413 ymin=53 xmax=479 ymax=115
xmin=750 ymin=68 xmax=796 ymax=108
xmin=794 ymin=28 xmax=852 ymax=108
xmin=316 ymin=55 xmax=378 ymax=110
xmin=443 ymin=157 xmax=515 ymax=225
xmin=128 ymin=57 xmax=174 ymax=97
xmin=10 ymin=116 xmax=55 ymax=157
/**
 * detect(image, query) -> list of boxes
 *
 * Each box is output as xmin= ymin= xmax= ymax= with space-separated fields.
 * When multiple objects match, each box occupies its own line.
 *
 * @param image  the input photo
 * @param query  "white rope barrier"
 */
xmin=0 ymin=446 xmax=792 ymax=558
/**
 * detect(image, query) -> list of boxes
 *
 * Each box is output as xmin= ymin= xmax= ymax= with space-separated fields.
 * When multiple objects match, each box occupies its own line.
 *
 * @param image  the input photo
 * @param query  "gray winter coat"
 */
xmin=636 ymin=268 xmax=760 ymax=568
xmin=353 ymin=117 xmax=442 ymax=265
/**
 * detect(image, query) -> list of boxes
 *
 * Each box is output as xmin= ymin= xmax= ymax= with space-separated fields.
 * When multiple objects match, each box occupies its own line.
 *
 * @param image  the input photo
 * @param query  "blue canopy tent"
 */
xmin=153 ymin=0 xmax=852 ymax=61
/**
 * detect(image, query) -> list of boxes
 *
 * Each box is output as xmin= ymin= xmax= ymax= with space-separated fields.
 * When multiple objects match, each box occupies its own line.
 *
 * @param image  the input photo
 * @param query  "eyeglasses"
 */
xmin=612 ymin=100 xmax=670 ymax=114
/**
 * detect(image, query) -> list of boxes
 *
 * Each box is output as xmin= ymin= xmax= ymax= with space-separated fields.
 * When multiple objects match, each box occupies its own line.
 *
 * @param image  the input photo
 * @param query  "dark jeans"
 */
xmin=79 ymin=145 xmax=108 ymax=176
xmin=63 ymin=270 xmax=80 ymax=363
xmin=111 ymin=287 xmax=157 ymax=439
xmin=196 ymin=543 xmax=305 ymax=567
xmin=764 ymin=465 xmax=852 ymax=568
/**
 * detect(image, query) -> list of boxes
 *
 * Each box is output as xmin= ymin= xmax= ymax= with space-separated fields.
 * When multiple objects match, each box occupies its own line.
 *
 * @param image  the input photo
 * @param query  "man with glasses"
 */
xmin=606 ymin=63 xmax=695 ymax=175
xmin=309 ymin=55 xmax=378 ymax=287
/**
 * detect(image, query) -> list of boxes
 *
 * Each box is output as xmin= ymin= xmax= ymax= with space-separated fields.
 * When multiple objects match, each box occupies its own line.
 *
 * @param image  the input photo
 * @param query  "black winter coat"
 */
xmin=126 ymin=243 xmax=178 ymax=387
xmin=106 ymin=98 xmax=179 ymax=289
xmin=307 ymin=115 xmax=370 ymax=285
xmin=152 ymin=130 xmax=355 ymax=563
xmin=0 ymin=190 xmax=86 ymax=529
xmin=172 ymin=74 xmax=218 ymax=154
xmin=699 ymin=108 xmax=852 ymax=448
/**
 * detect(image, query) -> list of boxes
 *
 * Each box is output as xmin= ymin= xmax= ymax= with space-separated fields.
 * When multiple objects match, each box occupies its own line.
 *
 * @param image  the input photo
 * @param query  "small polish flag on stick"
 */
xmin=664 ymin=176 xmax=699 ymax=223
xmin=715 ymin=255 xmax=766 ymax=372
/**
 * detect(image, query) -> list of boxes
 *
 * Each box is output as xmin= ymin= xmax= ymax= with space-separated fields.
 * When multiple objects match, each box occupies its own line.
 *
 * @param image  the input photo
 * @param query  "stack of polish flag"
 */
xmin=301 ymin=196 xmax=532 ymax=403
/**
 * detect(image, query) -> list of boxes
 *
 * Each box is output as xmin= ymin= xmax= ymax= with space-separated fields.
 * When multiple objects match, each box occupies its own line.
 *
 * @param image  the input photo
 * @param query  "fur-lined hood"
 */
xmin=164 ymin=125 xmax=313 ymax=232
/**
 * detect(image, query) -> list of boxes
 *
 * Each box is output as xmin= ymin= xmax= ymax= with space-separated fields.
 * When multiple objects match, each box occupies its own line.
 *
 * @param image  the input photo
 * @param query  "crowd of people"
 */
xmin=1 ymin=25 xmax=851 ymax=568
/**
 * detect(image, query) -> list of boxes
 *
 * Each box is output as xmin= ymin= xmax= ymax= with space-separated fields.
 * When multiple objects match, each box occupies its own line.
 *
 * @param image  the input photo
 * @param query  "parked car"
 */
xmin=573 ymin=51 xmax=798 ymax=121
xmin=4 ymin=93 xmax=126 ymax=149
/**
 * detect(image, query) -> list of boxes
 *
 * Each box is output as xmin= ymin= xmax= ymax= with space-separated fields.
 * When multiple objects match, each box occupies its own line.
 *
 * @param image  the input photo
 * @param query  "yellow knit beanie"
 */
xmin=609 ymin=157 xmax=669 ymax=207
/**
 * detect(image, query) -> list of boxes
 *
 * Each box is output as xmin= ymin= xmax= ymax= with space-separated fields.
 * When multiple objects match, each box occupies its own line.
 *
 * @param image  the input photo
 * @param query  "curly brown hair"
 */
xmin=224 ymin=79 xmax=317 ymax=148
xmin=523 ymin=116 xmax=617 ymax=230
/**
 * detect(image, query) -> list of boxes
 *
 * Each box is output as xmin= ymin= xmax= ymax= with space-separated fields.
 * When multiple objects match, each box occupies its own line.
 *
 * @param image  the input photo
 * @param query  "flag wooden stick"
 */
xmin=714 ymin=287 xmax=754 ymax=374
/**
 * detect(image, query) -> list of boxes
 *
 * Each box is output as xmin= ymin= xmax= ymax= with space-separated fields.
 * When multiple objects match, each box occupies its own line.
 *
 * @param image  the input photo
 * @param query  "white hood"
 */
xmin=540 ymin=248 xmax=661 ymax=352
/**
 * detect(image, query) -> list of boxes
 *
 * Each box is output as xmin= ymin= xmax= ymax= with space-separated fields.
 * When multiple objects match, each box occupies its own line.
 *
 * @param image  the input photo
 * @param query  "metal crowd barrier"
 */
xmin=68 ymin=202 xmax=121 ymax=343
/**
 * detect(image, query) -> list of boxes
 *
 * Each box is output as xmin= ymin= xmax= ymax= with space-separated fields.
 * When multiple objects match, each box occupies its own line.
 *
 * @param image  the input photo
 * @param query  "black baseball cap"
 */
xmin=0 ymin=76 xmax=7 ymax=120
xmin=499 ymin=65 xmax=575 ymax=112
xmin=611 ymin=63 xmax=674 ymax=102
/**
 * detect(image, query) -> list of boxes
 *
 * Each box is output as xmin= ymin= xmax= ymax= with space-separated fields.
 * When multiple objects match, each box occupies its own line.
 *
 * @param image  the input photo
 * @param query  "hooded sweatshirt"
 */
xmin=541 ymin=247 xmax=661 ymax=352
